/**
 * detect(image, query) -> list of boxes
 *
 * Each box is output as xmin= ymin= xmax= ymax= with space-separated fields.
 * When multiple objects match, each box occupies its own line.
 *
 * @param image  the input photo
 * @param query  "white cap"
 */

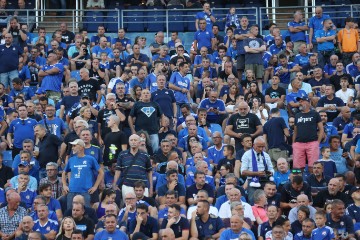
xmin=69 ymin=139 xmax=85 ymax=147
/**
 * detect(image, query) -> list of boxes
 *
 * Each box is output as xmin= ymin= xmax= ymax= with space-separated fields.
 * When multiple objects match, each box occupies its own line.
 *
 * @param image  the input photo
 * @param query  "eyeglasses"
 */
xmin=291 ymin=169 xmax=302 ymax=174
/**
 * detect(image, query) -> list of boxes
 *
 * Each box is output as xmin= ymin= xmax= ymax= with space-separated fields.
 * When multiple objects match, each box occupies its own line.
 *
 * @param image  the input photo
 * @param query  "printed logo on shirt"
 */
xmin=141 ymin=107 xmax=155 ymax=117
xmin=236 ymin=118 xmax=249 ymax=129
xmin=249 ymin=40 xmax=260 ymax=48
xmin=297 ymin=117 xmax=314 ymax=123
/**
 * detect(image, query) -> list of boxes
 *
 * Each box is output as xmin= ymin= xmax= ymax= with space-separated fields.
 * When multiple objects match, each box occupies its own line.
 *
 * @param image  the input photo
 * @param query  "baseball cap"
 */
xmin=296 ymin=96 xmax=310 ymax=102
xmin=69 ymin=139 xmax=85 ymax=147
xmin=18 ymin=161 xmax=29 ymax=167
xmin=350 ymin=186 xmax=360 ymax=196
xmin=36 ymin=88 xmax=46 ymax=95
xmin=81 ymin=92 xmax=90 ymax=99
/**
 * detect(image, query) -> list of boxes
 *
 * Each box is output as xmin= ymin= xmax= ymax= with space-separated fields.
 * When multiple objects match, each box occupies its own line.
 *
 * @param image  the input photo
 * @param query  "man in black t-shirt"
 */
xmin=72 ymin=202 xmax=95 ymax=239
xmin=129 ymin=89 xmax=163 ymax=153
xmin=97 ymin=93 xmax=126 ymax=145
xmin=225 ymin=101 xmax=262 ymax=151
xmin=77 ymin=68 xmax=101 ymax=104
xmin=316 ymin=84 xmax=345 ymax=122
xmin=265 ymin=75 xmax=286 ymax=109
xmin=293 ymin=96 xmax=323 ymax=173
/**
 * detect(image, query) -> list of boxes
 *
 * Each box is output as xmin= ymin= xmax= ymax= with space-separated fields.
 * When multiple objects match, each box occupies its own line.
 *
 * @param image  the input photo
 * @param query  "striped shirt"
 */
xmin=116 ymin=150 xmax=151 ymax=187
xmin=0 ymin=206 xmax=27 ymax=234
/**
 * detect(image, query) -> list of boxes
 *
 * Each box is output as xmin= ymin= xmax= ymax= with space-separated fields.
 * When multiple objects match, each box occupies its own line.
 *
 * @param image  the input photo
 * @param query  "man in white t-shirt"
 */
xmin=335 ymin=76 xmax=354 ymax=105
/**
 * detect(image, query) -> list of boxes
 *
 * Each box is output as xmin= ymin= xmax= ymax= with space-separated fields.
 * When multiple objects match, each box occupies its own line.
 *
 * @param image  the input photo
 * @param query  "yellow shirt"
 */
xmin=337 ymin=28 xmax=359 ymax=53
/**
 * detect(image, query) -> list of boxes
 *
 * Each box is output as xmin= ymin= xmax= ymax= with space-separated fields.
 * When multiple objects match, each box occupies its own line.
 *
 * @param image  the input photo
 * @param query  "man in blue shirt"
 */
xmin=129 ymin=203 xmax=159 ymax=239
xmin=169 ymin=62 xmax=191 ymax=108
xmin=269 ymin=36 xmax=285 ymax=55
xmin=0 ymin=33 xmax=24 ymax=90
xmin=9 ymin=77 xmax=34 ymax=101
xmin=288 ymin=10 xmax=308 ymax=54
xmin=234 ymin=16 xmax=250 ymax=79
xmin=90 ymin=25 xmax=111 ymax=48
xmin=7 ymin=104 xmax=37 ymax=158
xmin=195 ymin=2 xmax=216 ymax=32
xmin=95 ymin=214 xmax=128 ymax=240
xmin=38 ymin=52 xmax=64 ymax=104
xmin=274 ymin=54 xmax=301 ymax=88
xmin=286 ymin=78 xmax=308 ymax=117
xmin=33 ymin=204 xmax=59 ymax=240
xmin=62 ymin=139 xmax=104 ymax=208
xmin=199 ymin=90 xmax=227 ymax=124
xmin=315 ymin=19 xmax=336 ymax=68
xmin=308 ymin=6 xmax=331 ymax=53
xmin=294 ymin=44 xmax=313 ymax=67
xmin=219 ymin=215 xmax=256 ymax=240
xmin=326 ymin=199 xmax=355 ymax=239
xmin=193 ymin=19 xmax=215 ymax=54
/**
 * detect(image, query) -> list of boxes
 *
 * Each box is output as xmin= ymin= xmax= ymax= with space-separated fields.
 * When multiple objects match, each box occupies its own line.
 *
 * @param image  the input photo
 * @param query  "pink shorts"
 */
xmin=292 ymin=141 xmax=319 ymax=168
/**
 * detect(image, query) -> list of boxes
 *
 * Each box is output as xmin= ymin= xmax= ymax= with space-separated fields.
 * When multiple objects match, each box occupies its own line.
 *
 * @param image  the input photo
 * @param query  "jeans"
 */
xmin=67 ymin=192 xmax=91 ymax=209
xmin=0 ymin=69 xmax=18 ymax=89
xmin=149 ymin=133 xmax=159 ymax=153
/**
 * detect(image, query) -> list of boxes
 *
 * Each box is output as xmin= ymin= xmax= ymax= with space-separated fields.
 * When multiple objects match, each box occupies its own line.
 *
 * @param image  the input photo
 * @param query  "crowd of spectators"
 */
xmin=0 ymin=1 xmax=360 ymax=240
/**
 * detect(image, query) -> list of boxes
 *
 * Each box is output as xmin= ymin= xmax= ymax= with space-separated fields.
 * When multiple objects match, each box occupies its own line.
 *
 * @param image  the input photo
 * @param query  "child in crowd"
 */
xmin=319 ymin=146 xmax=337 ymax=178
xmin=313 ymin=210 xmax=335 ymax=240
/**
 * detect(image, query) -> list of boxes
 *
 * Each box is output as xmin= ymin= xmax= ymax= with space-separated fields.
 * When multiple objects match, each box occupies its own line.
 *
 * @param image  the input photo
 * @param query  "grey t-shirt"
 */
xmin=243 ymin=37 xmax=264 ymax=65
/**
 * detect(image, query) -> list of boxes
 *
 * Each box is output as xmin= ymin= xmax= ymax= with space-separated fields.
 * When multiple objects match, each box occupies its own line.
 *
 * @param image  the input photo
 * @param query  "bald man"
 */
xmin=332 ymin=106 xmax=352 ymax=134
xmin=308 ymin=6 xmax=331 ymax=53
xmin=160 ymin=228 xmax=175 ymax=240
xmin=15 ymin=216 xmax=35 ymax=239
xmin=288 ymin=194 xmax=317 ymax=223
xmin=313 ymin=178 xmax=348 ymax=209
xmin=0 ymin=192 xmax=27 ymax=239
xmin=273 ymin=158 xmax=291 ymax=187
xmin=225 ymin=101 xmax=263 ymax=151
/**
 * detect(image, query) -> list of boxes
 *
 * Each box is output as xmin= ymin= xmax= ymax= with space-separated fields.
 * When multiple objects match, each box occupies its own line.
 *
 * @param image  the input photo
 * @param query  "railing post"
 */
xmin=259 ymin=8 xmax=263 ymax=35
xmin=26 ymin=10 xmax=29 ymax=27
xmin=72 ymin=10 xmax=75 ymax=33
xmin=121 ymin=10 xmax=124 ymax=29
xmin=166 ymin=9 xmax=169 ymax=40
xmin=271 ymin=0 xmax=276 ymax=23
xmin=75 ymin=0 xmax=79 ymax=30
xmin=118 ymin=9 xmax=120 ymax=30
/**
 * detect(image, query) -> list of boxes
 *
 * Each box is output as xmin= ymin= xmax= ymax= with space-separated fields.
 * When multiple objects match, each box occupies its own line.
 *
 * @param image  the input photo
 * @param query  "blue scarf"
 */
xmin=250 ymin=149 xmax=268 ymax=188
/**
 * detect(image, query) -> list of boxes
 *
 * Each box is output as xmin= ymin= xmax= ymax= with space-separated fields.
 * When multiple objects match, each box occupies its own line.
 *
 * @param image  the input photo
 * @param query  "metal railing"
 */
xmin=259 ymin=4 xmax=360 ymax=33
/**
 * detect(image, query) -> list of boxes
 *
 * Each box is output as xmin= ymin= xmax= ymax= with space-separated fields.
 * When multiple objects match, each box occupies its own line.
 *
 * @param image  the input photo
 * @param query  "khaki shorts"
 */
xmin=245 ymin=64 xmax=264 ymax=79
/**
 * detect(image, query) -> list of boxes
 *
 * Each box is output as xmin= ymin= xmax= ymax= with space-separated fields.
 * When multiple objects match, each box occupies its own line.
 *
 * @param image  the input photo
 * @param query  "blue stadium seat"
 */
xmin=83 ymin=11 xmax=104 ymax=32
xmin=6 ymin=0 xmax=17 ymax=9
xmin=212 ymin=9 xmax=227 ymax=31
xmin=210 ymin=123 xmax=224 ymax=136
xmin=336 ymin=6 xmax=351 ymax=28
xmin=168 ymin=10 xmax=185 ymax=32
xmin=105 ymin=10 xmax=120 ymax=32
xmin=186 ymin=15 xmax=197 ymax=32
xmin=124 ymin=6 xmax=146 ymax=32
xmin=70 ymin=70 xmax=81 ymax=81
xmin=3 ymin=150 xmax=12 ymax=167
xmin=147 ymin=8 xmax=166 ymax=32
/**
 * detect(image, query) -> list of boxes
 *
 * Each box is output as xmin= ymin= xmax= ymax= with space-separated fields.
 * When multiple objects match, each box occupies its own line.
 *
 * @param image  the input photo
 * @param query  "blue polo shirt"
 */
xmin=8 ymin=118 xmax=37 ymax=148
xmin=273 ymin=170 xmax=290 ymax=187
xmin=196 ymin=11 xmax=213 ymax=31
xmin=158 ymin=206 xmax=186 ymax=219
xmin=90 ymin=35 xmax=111 ymax=46
xmin=94 ymin=229 xmax=129 ymax=240
xmin=315 ymin=29 xmax=336 ymax=51
xmin=194 ymin=29 xmax=214 ymax=50
xmin=169 ymin=72 xmax=190 ymax=103
xmin=234 ymin=28 xmax=250 ymax=54
xmin=40 ymin=63 xmax=64 ymax=92
xmin=194 ymin=67 xmax=217 ymax=79
xmin=199 ymin=98 xmax=226 ymax=122
xmin=0 ymin=44 xmax=23 ymax=73
xmin=269 ymin=44 xmax=285 ymax=55
xmin=274 ymin=62 xmax=296 ymax=84
xmin=286 ymin=89 xmax=307 ymax=104
xmin=220 ymin=228 xmax=255 ymax=240
xmin=294 ymin=53 xmax=313 ymax=67
xmin=111 ymin=37 xmax=131 ymax=47
xmin=9 ymin=86 xmax=34 ymax=101
xmin=151 ymin=88 xmax=176 ymax=118
xmin=312 ymin=226 xmax=334 ymax=240
xmin=194 ymin=54 xmax=214 ymax=65
xmin=288 ymin=21 xmax=307 ymax=42
xmin=33 ymin=219 xmax=59 ymax=235
xmin=145 ymin=73 xmax=158 ymax=93
xmin=129 ymin=78 xmax=147 ymax=91
xmin=207 ymin=144 xmax=225 ymax=165
xmin=92 ymin=45 xmax=112 ymax=58
xmin=308 ymin=14 xmax=331 ymax=43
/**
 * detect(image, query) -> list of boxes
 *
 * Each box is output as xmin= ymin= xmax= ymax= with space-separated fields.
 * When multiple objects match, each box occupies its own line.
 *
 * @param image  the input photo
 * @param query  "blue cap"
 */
xmin=36 ymin=88 xmax=46 ymax=95
xmin=18 ymin=161 xmax=29 ymax=167
xmin=296 ymin=96 xmax=310 ymax=102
